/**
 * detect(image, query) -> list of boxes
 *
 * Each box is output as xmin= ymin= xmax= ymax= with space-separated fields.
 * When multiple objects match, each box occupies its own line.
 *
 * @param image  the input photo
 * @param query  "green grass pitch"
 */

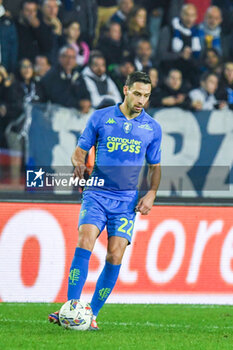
xmin=0 ymin=303 xmax=233 ymax=350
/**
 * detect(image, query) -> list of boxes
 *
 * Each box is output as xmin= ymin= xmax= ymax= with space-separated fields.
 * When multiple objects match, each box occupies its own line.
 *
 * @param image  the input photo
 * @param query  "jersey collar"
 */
xmin=114 ymin=103 xmax=145 ymax=122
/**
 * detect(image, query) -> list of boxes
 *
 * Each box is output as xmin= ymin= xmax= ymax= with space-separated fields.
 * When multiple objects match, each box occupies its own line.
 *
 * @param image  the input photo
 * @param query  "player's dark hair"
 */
xmin=125 ymin=71 xmax=151 ymax=88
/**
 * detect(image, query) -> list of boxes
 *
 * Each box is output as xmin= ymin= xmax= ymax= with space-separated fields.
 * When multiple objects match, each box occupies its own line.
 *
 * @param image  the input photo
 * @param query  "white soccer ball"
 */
xmin=59 ymin=299 xmax=93 ymax=331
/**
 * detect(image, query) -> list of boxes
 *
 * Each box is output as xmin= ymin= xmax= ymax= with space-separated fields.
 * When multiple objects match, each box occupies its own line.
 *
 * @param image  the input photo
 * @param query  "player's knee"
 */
xmin=106 ymin=251 xmax=123 ymax=265
xmin=78 ymin=234 xmax=95 ymax=251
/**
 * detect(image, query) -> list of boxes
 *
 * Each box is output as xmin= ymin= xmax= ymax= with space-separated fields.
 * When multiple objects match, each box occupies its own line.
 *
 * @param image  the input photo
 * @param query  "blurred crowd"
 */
xmin=1 ymin=0 xmax=233 ymax=152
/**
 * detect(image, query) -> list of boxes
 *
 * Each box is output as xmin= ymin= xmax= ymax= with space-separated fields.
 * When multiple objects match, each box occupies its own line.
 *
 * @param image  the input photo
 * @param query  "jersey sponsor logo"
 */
xmin=123 ymin=122 xmax=133 ymax=134
xmin=106 ymin=136 xmax=142 ymax=154
xmin=138 ymin=123 xmax=153 ymax=131
xmin=105 ymin=118 xmax=117 ymax=124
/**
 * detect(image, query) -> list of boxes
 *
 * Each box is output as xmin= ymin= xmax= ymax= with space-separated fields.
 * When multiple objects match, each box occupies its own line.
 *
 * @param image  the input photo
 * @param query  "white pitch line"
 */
xmin=0 ymin=318 xmax=233 ymax=330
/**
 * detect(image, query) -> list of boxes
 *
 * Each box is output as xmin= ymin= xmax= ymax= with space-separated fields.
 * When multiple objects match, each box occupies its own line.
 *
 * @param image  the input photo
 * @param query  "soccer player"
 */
xmin=48 ymin=71 xmax=162 ymax=330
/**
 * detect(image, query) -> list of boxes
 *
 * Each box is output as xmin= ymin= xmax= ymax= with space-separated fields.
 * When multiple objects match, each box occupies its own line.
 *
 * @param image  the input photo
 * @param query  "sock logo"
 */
xmin=69 ymin=268 xmax=80 ymax=285
xmin=98 ymin=288 xmax=111 ymax=301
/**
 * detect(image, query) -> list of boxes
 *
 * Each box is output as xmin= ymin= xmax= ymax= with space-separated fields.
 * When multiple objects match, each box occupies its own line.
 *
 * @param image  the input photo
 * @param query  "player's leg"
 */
xmin=67 ymin=191 xmax=107 ymax=301
xmin=89 ymin=198 xmax=136 ymax=329
xmin=48 ymin=224 xmax=99 ymax=324
xmin=49 ymin=192 xmax=107 ymax=325
xmin=89 ymin=236 xmax=128 ymax=329
xmin=67 ymin=224 xmax=99 ymax=300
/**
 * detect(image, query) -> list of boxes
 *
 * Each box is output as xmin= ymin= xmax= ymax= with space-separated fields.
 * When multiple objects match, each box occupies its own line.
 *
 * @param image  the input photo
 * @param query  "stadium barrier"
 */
xmin=1 ymin=202 xmax=233 ymax=304
xmin=25 ymin=104 xmax=233 ymax=198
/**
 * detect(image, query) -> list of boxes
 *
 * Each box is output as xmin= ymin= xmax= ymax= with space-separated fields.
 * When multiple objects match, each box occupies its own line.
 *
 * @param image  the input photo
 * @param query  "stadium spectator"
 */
xmin=217 ymin=62 xmax=233 ymax=110
xmin=189 ymin=71 xmax=226 ymax=110
xmin=0 ymin=0 xmax=18 ymax=72
xmin=126 ymin=6 xmax=149 ymax=53
xmin=42 ymin=0 xmax=62 ymax=36
xmin=133 ymin=39 xmax=154 ymax=72
xmin=200 ymin=48 xmax=222 ymax=76
xmin=94 ymin=0 xmax=118 ymax=45
xmin=16 ymin=0 xmax=53 ymax=62
xmin=41 ymin=0 xmax=63 ymax=62
xmin=199 ymin=6 xmax=231 ymax=61
xmin=5 ymin=58 xmax=43 ymax=182
xmin=150 ymin=69 xmax=192 ymax=109
xmin=135 ymin=0 xmax=170 ymax=56
xmin=110 ymin=0 xmax=134 ymax=35
xmin=212 ymin=0 xmax=233 ymax=34
xmin=148 ymin=67 xmax=159 ymax=89
xmin=157 ymin=4 xmax=201 ymax=88
xmin=40 ymin=45 xmax=90 ymax=111
xmin=97 ymin=21 xmax=125 ymax=68
xmin=59 ymin=0 xmax=97 ymax=47
xmin=167 ymin=0 xmax=211 ymax=24
xmin=63 ymin=21 xmax=90 ymax=67
xmin=81 ymin=52 xmax=122 ymax=108
xmin=0 ymin=65 xmax=22 ymax=148
xmin=146 ymin=67 xmax=160 ymax=109
xmin=110 ymin=56 xmax=135 ymax=98
xmin=157 ymin=4 xmax=201 ymax=64
xmin=34 ymin=55 xmax=51 ymax=81
xmin=14 ymin=58 xmax=42 ymax=105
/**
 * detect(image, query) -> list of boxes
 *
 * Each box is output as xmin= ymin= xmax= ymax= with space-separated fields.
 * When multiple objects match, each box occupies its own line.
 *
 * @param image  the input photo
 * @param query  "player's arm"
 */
xmin=72 ymin=110 xmax=99 ymax=179
xmin=135 ymin=163 xmax=161 ymax=215
xmin=71 ymin=146 xmax=88 ymax=179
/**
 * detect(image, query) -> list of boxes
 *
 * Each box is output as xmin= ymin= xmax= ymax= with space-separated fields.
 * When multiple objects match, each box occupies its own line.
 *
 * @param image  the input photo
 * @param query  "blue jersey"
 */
xmin=78 ymin=103 xmax=162 ymax=200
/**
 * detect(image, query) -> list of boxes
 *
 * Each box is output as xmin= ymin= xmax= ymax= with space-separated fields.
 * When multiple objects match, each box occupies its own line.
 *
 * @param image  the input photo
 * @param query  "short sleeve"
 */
xmin=146 ymin=123 xmax=162 ymax=164
xmin=78 ymin=111 xmax=99 ymax=151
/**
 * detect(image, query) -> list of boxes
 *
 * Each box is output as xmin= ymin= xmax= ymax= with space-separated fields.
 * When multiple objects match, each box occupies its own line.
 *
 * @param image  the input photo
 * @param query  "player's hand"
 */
xmin=73 ymin=164 xmax=86 ymax=179
xmin=135 ymin=191 xmax=156 ymax=215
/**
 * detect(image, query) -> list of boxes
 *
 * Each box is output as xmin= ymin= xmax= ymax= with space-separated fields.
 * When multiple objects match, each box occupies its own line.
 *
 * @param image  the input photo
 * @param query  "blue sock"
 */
xmin=67 ymin=247 xmax=91 ymax=300
xmin=90 ymin=261 xmax=121 ymax=317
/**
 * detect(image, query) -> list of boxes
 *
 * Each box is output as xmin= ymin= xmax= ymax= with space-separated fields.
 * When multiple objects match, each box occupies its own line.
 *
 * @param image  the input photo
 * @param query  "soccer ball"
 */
xmin=59 ymin=299 xmax=93 ymax=331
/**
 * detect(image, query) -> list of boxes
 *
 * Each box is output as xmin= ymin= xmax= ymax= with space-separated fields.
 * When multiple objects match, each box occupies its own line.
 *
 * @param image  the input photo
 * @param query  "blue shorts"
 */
xmin=78 ymin=191 xmax=137 ymax=243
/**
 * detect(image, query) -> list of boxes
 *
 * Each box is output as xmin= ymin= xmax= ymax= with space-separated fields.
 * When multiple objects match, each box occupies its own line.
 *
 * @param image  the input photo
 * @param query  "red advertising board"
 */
xmin=0 ymin=202 xmax=233 ymax=304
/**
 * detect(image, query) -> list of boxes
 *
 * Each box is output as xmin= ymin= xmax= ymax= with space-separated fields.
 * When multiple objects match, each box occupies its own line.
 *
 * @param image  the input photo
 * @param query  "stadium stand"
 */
xmin=0 ymin=0 xmax=233 ymax=191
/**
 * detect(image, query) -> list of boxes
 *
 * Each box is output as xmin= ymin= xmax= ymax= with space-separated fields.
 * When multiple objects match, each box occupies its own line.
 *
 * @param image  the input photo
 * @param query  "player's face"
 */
xmin=124 ymin=82 xmax=151 ymax=113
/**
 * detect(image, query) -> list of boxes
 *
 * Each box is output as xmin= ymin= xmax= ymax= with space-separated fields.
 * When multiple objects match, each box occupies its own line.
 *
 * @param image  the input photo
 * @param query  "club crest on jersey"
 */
xmin=123 ymin=122 xmax=132 ymax=134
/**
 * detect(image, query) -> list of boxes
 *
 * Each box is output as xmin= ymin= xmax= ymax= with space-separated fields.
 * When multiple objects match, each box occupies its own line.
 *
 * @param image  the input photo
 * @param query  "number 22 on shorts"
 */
xmin=117 ymin=218 xmax=134 ymax=236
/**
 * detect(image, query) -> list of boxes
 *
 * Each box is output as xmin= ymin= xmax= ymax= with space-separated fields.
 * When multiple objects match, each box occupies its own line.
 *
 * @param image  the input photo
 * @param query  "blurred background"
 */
xmin=0 ymin=0 xmax=233 ymax=305
xmin=0 ymin=0 xmax=232 ymax=201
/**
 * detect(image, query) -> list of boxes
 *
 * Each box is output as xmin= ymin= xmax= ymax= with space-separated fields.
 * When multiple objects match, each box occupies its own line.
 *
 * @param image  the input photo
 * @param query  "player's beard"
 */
xmin=127 ymin=99 xmax=142 ymax=115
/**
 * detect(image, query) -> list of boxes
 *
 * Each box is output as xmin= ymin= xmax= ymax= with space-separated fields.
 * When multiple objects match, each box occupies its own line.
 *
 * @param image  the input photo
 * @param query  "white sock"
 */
xmin=92 ymin=315 xmax=96 ymax=321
